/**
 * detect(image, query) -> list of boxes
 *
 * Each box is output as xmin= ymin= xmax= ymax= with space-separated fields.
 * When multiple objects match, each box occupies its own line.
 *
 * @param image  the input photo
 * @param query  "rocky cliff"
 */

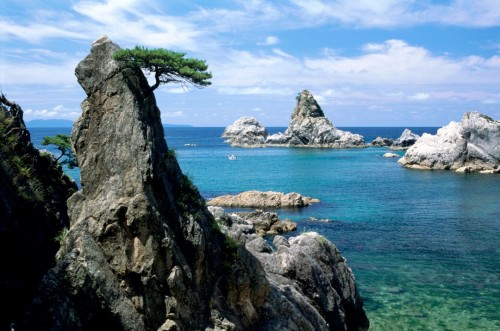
xmin=23 ymin=36 xmax=368 ymax=330
xmin=398 ymin=112 xmax=500 ymax=173
xmin=223 ymin=90 xmax=365 ymax=148
xmin=0 ymin=94 xmax=77 ymax=329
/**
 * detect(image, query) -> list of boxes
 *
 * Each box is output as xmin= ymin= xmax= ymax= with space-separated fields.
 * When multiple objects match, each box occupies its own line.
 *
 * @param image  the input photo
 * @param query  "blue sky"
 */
xmin=1 ymin=0 xmax=499 ymax=127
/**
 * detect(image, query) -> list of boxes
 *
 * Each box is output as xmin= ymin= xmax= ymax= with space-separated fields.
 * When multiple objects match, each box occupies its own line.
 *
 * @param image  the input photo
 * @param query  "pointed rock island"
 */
xmin=15 ymin=37 xmax=368 ymax=330
xmin=398 ymin=112 xmax=500 ymax=173
xmin=223 ymin=90 xmax=365 ymax=148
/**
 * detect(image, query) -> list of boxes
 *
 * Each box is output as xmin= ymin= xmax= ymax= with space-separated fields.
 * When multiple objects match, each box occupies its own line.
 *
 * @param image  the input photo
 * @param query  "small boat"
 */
xmin=227 ymin=154 xmax=237 ymax=160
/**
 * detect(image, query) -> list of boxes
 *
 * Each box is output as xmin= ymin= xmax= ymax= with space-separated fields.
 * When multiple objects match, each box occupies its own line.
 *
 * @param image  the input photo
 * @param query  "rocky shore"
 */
xmin=398 ymin=112 xmax=499 ymax=173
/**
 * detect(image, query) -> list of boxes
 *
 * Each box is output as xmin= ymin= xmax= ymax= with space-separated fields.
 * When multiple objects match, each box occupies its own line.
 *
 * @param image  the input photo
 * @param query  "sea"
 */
xmin=29 ymin=126 xmax=500 ymax=331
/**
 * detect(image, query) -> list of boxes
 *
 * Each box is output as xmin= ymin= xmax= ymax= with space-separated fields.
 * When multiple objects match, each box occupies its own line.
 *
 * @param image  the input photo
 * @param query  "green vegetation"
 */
xmin=54 ymin=227 xmax=69 ymax=244
xmin=219 ymin=235 xmax=240 ymax=272
xmin=113 ymin=46 xmax=212 ymax=91
xmin=42 ymin=134 xmax=78 ymax=169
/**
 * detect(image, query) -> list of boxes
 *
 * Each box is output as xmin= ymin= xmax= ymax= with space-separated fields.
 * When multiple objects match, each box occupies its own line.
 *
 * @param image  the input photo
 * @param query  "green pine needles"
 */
xmin=112 ymin=46 xmax=212 ymax=91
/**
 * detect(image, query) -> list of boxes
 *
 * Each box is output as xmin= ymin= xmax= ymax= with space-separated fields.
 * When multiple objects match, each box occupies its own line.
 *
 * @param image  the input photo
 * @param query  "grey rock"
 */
xmin=399 ymin=112 xmax=500 ymax=172
xmin=25 ymin=36 xmax=368 ymax=331
xmin=25 ymin=36 xmax=268 ymax=331
xmin=371 ymin=136 xmax=394 ymax=147
xmin=246 ymin=232 xmax=369 ymax=331
xmin=222 ymin=116 xmax=269 ymax=147
xmin=0 ymin=95 xmax=77 ymax=328
xmin=390 ymin=129 xmax=420 ymax=150
xmin=207 ymin=190 xmax=320 ymax=209
xmin=222 ymin=90 xmax=365 ymax=148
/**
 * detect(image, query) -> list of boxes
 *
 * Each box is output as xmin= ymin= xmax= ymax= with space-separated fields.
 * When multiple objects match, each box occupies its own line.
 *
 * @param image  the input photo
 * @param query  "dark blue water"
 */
xmin=30 ymin=126 xmax=500 ymax=330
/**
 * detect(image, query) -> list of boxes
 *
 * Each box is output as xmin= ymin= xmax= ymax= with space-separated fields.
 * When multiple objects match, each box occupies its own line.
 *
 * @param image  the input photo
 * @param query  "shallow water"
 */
xmin=30 ymin=126 xmax=500 ymax=330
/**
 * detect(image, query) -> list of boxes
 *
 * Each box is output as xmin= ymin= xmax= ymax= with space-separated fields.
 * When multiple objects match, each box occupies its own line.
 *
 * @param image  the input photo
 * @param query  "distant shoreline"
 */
xmin=26 ymin=119 xmax=194 ymax=128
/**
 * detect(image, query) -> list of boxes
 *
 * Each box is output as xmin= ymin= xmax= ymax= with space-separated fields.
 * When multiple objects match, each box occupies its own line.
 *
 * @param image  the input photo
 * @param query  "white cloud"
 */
xmin=304 ymin=40 xmax=500 ymax=85
xmin=165 ymin=87 xmax=190 ymax=94
xmin=271 ymin=48 xmax=294 ymax=58
xmin=289 ymin=0 xmax=500 ymax=27
xmin=164 ymin=111 xmax=186 ymax=117
xmin=409 ymin=93 xmax=431 ymax=101
xmin=218 ymin=86 xmax=293 ymax=96
xmin=258 ymin=36 xmax=279 ymax=45
xmin=23 ymin=104 xmax=80 ymax=121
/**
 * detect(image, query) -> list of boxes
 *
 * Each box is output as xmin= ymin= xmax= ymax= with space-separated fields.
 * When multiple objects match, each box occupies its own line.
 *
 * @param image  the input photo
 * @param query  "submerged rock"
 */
xmin=398 ymin=112 xmax=500 ymax=173
xmin=222 ymin=116 xmax=269 ymax=147
xmin=207 ymin=190 xmax=320 ymax=208
xmin=0 ymin=94 xmax=77 ymax=328
xmin=23 ymin=36 xmax=368 ymax=330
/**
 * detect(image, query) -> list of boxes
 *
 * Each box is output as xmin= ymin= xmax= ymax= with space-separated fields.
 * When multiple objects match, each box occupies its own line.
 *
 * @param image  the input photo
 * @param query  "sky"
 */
xmin=1 ymin=0 xmax=500 ymax=127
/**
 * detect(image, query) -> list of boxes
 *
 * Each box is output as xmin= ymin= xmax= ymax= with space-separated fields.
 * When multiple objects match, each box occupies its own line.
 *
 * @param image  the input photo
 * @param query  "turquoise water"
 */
xmin=30 ymin=126 xmax=500 ymax=330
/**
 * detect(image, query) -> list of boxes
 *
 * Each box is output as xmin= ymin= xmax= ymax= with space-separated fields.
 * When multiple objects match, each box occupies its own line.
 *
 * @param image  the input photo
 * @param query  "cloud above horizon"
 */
xmin=1 ymin=0 xmax=499 ymax=126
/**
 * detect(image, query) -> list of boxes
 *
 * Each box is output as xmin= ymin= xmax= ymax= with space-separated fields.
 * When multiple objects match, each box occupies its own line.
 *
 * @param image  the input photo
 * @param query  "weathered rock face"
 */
xmin=222 ymin=90 xmax=365 ymax=148
xmin=208 ymin=207 xmax=297 ymax=236
xmin=259 ymin=233 xmax=369 ymax=331
xmin=266 ymin=90 xmax=365 ymax=148
xmin=207 ymin=190 xmax=320 ymax=208
xmin=210 ymin=208 xmax=369 ymax=331
xmin=222 ymin=116 xmax=269 ymax=147
xmin=389 ymin=129 xmax=420 ymax=150
xmin=24 ymin=36 xmax=268 ymax=331
xmin=371 ymin=136 xmax=394 ymax=147
xmin=0 ymin=95 xmax=77 ymax=328
xmin=399 ymin=112 xmax=500 ymax=173
xmin=25 ymin=36 xmax=368 ymax=331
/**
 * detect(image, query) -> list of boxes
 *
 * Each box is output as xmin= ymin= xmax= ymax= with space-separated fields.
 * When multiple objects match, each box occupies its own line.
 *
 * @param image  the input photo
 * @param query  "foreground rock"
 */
xmin=210 ymin=207 xmax=370 ymax=330
xmin=0 ymin=95 xmax=77 ymax=328
xmin=207 ymin=190 xmax=320 ymax=208
xmin=22 ymin=37 xmax=368 ymax=330
xmin=399 ymin=112 xmax=500 ymax=173
xmin=222 ymin=116 xmax=269 ymax=147
xmin=223 ymin=90 xmax=365 ymax=148
xmin=24 ymin=36 xmax=267 ymax=330
xmin=209 ymin=207 xmax=297 ymax=236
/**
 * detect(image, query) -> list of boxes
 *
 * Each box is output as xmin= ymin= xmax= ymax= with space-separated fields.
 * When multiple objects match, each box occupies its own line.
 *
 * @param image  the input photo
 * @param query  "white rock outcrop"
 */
xmin=398 ymin=112 xmax=500 ymax=173
xmin=222 ymin=116 xmax=269 ymax=147
xmin=266 ymin=90 xmax=364 ymax=148
xmin=222 ymin=90 xmax=365 ymax=148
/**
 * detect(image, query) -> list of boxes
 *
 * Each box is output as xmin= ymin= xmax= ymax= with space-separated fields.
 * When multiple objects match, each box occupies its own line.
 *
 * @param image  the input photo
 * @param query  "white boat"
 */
xmin=227 ymin=154 xmax=237 ymax=160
